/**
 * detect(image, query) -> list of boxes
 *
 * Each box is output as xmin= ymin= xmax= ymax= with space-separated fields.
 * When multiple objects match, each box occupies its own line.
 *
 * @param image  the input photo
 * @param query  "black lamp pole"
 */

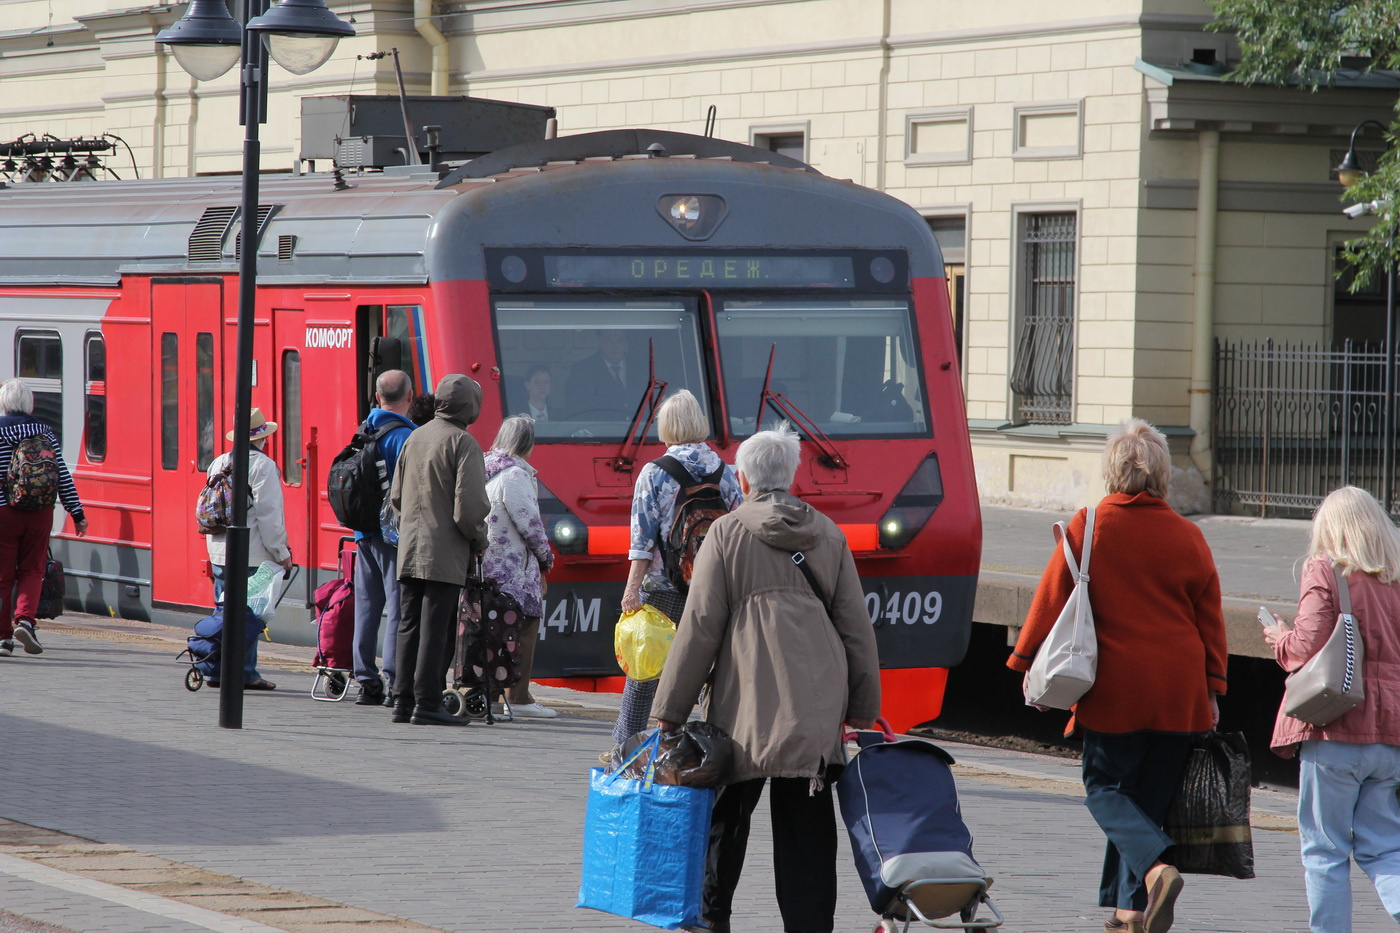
xmin=158 ymin=0 xmax=353 ymax=728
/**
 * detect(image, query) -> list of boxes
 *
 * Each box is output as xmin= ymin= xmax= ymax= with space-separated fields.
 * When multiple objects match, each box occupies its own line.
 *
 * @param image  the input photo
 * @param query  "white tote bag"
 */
xmin=1024 ymin=507 xmax=1097 ymax=710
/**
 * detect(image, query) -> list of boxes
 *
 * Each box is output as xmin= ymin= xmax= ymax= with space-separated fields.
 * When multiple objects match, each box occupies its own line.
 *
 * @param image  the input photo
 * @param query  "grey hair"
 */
xmin=736 ymin=421 xmax=801 ymax=492
xmin=0 ymin=379 xmax=34 ymax=415
xmin=491 ymin=415 xmax=536 ymax=459
xmin=657 ymin=389 xmax=709 ymax=446
xmin=1103 ymin=418 xmax=1171 ymax=498
xmin=376 ymin=369 xmax=413 ymax=405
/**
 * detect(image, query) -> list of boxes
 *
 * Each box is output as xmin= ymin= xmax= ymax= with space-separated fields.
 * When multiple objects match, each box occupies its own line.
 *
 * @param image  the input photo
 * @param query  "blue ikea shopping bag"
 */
xmin=577 ymin=731 xmax=713 ymax=929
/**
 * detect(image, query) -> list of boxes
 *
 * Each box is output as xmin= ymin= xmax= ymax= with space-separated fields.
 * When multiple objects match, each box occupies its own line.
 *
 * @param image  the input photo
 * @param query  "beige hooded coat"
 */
xmin=653 ymin=491 xmax=881 ymax=784
xmin=391 ymin=374 xmax=489 ymax=585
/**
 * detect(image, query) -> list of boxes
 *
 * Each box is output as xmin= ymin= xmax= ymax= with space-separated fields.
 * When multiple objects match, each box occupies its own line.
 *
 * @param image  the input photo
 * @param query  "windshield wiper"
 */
xmin=755 ymin=344 xmax=850 ymax=470
xmin=613 ymin=339 xmax=668 ymax=473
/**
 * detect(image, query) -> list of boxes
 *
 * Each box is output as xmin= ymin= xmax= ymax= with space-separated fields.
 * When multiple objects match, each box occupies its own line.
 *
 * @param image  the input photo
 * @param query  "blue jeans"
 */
xmin=352 ymin=536 xmax=399 ymax=689
xmin=1298 ymin=740 xmax=1400 ymax=932
xmin=210 ymin=564 xmax=261 ymax=684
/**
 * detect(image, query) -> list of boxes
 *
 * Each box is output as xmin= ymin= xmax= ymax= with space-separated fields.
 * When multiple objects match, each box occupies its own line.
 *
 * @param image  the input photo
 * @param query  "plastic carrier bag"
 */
xmin=245 ymin=561 xmax=286 ymax=622
xmin=1162 ymin=731 xmax=1255 ymax=879
xmin=613 ymin=605 xmax=676 ymax=682
xmin=577 ymin=731 xmax=713 ymax=929
xmin=613 ymin=722 xmax=735 ymax=789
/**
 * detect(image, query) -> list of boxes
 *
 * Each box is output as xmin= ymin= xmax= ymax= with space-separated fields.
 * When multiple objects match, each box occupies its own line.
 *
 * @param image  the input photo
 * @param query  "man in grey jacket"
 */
xmin=388 ymin=374 xmax=490 ymax=726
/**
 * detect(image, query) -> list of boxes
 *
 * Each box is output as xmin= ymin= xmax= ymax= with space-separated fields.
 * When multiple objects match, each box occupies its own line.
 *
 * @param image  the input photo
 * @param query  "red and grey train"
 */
xmin=0 ymin=128 xmax=980 ymax=729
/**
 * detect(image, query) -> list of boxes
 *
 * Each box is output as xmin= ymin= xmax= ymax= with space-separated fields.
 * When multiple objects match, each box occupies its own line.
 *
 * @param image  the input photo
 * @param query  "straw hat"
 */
xmin=226 ymin=407 xmax=279 ymax=442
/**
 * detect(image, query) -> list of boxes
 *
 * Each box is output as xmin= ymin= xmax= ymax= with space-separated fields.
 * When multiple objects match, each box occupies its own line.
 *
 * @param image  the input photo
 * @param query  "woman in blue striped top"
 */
xmin=0 ymin=379 xmax=86 ymax=657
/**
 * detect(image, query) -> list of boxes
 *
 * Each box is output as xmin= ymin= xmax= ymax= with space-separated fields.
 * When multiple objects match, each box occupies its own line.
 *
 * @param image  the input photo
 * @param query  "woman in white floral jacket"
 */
xmin=482 ymin=416 xmax=556 ymax=717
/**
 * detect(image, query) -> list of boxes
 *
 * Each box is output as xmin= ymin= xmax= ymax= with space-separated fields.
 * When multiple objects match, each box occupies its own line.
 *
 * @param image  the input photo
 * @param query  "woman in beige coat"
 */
xmin=654 ymin=422 xmax=880 ymax=933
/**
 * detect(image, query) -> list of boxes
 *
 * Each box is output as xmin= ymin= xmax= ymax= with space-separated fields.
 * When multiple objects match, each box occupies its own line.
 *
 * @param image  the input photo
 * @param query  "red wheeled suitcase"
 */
xmin=311 ymin=539 xmax=356 ymax=701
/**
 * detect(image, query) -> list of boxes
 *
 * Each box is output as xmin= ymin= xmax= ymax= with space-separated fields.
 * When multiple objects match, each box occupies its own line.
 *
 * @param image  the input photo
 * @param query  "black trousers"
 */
xmin=394 ymin=577 xmax=460 ymax=710
xmin=704 ymin=766 xmax=841 ymax=933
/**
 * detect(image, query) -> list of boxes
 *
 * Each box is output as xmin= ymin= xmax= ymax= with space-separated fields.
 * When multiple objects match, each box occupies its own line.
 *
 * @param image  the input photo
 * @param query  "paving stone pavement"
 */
xmin=0 ymin=626 xmax=1396 ymax=933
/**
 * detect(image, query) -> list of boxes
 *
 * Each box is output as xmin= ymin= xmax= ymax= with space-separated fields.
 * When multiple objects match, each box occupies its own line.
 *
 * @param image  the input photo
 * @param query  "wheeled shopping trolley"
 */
xmin=310 ymin=540 xmax=356 ymax=701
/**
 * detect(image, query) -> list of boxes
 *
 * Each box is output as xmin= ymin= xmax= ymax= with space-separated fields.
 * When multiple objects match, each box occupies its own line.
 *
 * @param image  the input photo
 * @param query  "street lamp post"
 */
xmin=158 ymin=0 xmax=353 ymax=729
xmin=1336 ymin=119 xmax=1397 ymax=512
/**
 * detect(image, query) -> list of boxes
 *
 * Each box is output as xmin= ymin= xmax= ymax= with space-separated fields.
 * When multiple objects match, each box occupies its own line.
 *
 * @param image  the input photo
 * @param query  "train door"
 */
xmin=149 ymin=280 xmax=224 ymax=609
xmin=270 ymin=308 xmax=312 ymax=578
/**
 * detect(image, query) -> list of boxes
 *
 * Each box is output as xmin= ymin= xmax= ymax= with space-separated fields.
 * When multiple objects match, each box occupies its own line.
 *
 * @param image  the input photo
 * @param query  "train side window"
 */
xmin=386 ymin=304 xmax=430 ymax=395
xmin=15 ymin=330 xmax=63 ymax=446
xmin=196 ymin=332 xmax=215 ymax=470
xmin=160 ymin=332 xmax=178 ymax=470
xmin=281 ymin=350 xmax=302 ymax=484
xmin=84 ymin=333 xmax=106 ymax=461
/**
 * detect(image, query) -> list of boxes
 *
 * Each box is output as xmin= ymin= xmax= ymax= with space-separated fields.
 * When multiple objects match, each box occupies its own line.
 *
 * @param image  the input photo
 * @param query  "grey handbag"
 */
xmin=1282 ymin=567 xmax=1365 ymax=726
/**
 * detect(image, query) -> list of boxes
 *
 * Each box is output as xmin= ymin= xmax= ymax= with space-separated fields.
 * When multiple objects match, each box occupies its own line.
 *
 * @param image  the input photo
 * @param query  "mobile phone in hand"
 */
xmin=1258 ymin=606 xmax=1275 ymax=627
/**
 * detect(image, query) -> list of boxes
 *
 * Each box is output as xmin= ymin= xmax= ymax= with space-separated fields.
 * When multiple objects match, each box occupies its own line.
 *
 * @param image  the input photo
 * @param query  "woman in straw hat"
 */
xmin=204 ymin=407 xmax=292 ymax=691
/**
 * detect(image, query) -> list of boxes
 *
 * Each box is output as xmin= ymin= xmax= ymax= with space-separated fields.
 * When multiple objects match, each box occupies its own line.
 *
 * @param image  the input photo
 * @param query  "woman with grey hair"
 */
xmin=653 ymin=421 xmax=879 ymax=933
xmin=1009 ymin=418 xmax=1228 ymax=933
xmin=0 ymin=378 xmax=87 ymax=658
xmin=482 ymin=415 xmax=556 ymax=717
xmin=605 ymin=388 xmax=742 ymax=754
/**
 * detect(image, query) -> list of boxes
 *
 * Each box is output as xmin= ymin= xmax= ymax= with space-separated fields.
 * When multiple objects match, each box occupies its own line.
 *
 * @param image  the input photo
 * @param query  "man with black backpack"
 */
xmin=330 ymin=369 xmax=417 ymax=707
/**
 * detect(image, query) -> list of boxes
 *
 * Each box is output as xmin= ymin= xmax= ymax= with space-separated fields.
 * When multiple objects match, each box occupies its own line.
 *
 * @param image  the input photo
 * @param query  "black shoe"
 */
xmin=383 ymin=693 xmax=395 ymax=707
xmin=390 ymin=701 xmax=413 ymax=724
xmin=356 ymin=685 xmax=386 ymax=706
xmin=410 ymin=705 xmax=471 ymax=726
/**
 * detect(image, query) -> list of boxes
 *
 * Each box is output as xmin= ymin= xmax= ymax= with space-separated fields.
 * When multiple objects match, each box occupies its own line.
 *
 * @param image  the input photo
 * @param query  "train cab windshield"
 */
xmin=495 ymin=299 xmax=711 ymax=440
xmin=715 ymin=299 xmax=928 ymax=438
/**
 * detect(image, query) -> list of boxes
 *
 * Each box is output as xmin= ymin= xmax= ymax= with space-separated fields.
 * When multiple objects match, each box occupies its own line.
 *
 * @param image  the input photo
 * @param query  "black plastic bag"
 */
xmin=1162 ymin=731 xmax=1255 ymax=879
xmin=611 ymin=722 xmax=735 ymax=788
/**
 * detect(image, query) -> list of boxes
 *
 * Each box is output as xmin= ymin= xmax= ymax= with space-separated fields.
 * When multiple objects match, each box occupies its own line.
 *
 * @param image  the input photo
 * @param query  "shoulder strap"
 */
xmin=1334 ymin=563 xmax=1353 ymax=617
xmin=652 ymin=454 xmax=695 ymax=488
xmin=789 ymin=550 xmax=833 ymax=619
xmin=1053 ymin=506 xmax=1094 ymax=584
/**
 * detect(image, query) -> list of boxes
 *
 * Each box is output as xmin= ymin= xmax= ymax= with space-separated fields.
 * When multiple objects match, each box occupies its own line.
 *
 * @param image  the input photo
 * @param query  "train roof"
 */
xmin=0 ymin=130 xmax=941 ymax=287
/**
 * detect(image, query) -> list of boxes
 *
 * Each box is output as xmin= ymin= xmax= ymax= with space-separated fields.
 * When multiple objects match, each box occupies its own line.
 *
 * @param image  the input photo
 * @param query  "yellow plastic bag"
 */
xmin=613 ymin=605 xmax=677 ymax=682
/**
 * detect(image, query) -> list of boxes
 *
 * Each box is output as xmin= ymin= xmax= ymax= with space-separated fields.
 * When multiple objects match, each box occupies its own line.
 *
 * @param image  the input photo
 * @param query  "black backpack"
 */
xmin=653 ymin=455 xmax=729 ymax=595
xmin=326 ymin=422 xmax=397 ymax=533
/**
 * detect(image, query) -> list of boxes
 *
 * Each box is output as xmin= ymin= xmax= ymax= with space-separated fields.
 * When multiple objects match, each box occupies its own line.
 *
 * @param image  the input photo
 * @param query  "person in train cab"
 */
xmin=606 ymin=388 xmax=742 ymax=756
xmin=389 ymin=374 xmax=490 ymax=727
xmin=407 ymin=392 xmax=435 ymax=427
xmin=205 ymin=407 xmax=292 ymax=691
xmin=519 ymin=365 xmax=553 ymax=422
xmin=350 ymin=370 xmax=418 ymax=708
xmin=0 ymin=378 xmax=87 ymax=658
xmin=1008 ymin=419 xmax=1227 ymax=933
xmin=481 ymin=415 xmax=556 ymax=717
xmin=564 ymin=330 xmax=646 ymax=420
xmin=653 ymin=421 xmax=880 ymax=933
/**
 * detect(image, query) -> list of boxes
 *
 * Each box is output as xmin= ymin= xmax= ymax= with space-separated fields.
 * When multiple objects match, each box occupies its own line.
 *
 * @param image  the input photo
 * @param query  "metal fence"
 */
xmin=1213 ymin=338 xmax=1396 ymax=518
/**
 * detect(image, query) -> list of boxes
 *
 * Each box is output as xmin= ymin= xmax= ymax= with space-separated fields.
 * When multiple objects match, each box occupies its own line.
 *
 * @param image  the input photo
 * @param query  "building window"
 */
xmin=752 ymin=125 xmax=808 ymax=163
xmin=84 ymin=333 xmax=106 ymax=461
xmin=16 ymin=330 xmax=62 ymax=445
xmin=1010 ymin=212 xmax=1077 ymax=425
xmin=1012 ymin=101 xmax=1083 ymax=160
xmin=905 ymin=108 xmax=972 ymax=166
xmin=160 ymin=332 xmax=178 ymax=470
xmin=281 ymin=350 xmax=302 ymax=485
xmin=196 ymin=332 xmax=215 ymax=470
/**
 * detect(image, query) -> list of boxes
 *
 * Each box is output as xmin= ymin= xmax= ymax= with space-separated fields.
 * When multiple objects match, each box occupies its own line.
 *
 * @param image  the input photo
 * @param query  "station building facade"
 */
xmin=2 ymin=0 xmax=1396 ymax=511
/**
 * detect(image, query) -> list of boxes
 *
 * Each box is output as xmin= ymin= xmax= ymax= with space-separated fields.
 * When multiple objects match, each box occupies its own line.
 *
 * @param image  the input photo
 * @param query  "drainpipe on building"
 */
xmin=153 ymin=45 xmax=168 ymax=178
xmin=873 ymin=0 xmax=892 ymax=191
xmin=1189 ymin=129 xmax=1221 ymax=475
xmin=414 ymin=0 xmax=449 ymax=96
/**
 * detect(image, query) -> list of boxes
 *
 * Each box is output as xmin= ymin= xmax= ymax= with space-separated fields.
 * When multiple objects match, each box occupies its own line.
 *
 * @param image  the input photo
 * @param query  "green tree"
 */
xmin=1211 ymin=0 xmax=1400 ymax=287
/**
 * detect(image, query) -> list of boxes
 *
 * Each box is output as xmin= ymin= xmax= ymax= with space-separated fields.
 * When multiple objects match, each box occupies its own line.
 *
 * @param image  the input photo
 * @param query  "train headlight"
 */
xmin=878 ymin=454 xmax=944 ymax=550
xmin=656 ymin=194 xmax=727 ymax=240
xmin=538 ymin=480 xmax=588 ymax=555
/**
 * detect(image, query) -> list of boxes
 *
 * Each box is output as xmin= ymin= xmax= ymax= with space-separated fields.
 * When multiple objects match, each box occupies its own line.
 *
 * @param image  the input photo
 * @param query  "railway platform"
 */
xmin=2 ymin=505 xmax=1391 ymax=933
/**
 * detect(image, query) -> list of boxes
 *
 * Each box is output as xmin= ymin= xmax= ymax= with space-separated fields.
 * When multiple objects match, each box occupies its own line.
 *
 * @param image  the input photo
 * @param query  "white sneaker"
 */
xmin=0 ymin=639 xmax=12 ymax=657
xmin=14 ymin=621 xmax=41 ymax=655
xmin=511 ymin=702 xmax=558 ymax=719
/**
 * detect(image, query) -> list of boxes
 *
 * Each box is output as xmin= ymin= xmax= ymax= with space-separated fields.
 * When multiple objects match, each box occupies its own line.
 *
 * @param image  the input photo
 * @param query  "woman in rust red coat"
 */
xmin=1008 ymin=418 xmax=1228 ymax=933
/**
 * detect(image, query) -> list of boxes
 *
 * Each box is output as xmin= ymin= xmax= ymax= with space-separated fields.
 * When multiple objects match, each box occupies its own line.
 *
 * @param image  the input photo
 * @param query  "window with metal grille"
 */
xmin=1010 ymin=212 xmax=1077 ymax=424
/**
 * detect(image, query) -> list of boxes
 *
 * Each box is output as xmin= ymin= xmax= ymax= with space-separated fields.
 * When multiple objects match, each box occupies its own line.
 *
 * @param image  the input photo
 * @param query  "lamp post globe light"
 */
xmin=158 ymin=0 xmax=354 ymax=729
xmin=1336 ymin=119 xmax=1398 ymax=511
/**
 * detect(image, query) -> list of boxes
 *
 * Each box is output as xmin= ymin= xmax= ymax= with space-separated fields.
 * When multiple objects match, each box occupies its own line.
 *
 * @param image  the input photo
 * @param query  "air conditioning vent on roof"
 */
xmin=233 ymin=205 xmax=276 ymax=260
xmin=188 ymin=206 xmax=237 ymax=262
